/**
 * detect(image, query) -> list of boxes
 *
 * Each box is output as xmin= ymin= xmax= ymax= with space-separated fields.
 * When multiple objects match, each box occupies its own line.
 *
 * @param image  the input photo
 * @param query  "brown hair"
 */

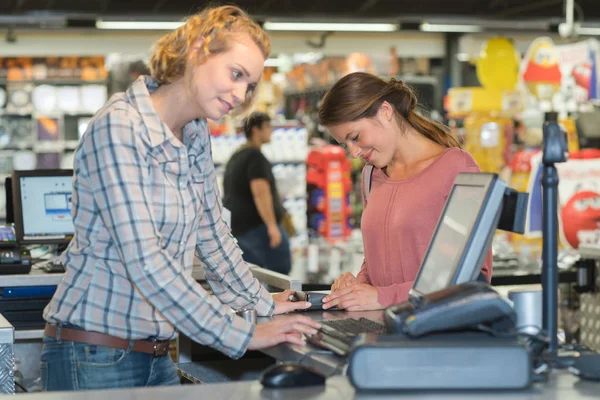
xmin=148 ymin=5 xmax=270 ymax=111
xmin=318 ymin=72 xmax=460 ymax=148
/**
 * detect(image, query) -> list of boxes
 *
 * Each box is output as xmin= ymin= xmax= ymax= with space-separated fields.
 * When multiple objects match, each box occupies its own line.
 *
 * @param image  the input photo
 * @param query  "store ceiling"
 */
xmin=0 ymin=0 xmax=598 ymax=25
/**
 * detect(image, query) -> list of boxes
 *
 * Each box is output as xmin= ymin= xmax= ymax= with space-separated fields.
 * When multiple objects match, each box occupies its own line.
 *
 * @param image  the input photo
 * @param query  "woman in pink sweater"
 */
xmin=320 ymin=72 xmax=492 ymax=311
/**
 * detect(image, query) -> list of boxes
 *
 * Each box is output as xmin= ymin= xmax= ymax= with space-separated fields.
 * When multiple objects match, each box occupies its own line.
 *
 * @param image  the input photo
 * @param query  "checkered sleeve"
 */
xmin=81 ymin=108 xmax=256 ymax=359
xmin=194 ymin=135 xmax=275 ymax=317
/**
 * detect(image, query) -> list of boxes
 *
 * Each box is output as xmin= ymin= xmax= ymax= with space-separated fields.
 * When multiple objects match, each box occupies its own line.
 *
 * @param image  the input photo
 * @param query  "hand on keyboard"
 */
xmin=247 ymin=315 xmax=321 ymax=350
xmin=322 ymin=284 xmax=384 ymax=311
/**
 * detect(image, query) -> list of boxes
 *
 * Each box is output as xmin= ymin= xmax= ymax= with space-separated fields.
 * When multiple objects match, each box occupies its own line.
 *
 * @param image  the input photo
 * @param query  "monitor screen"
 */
xmin=12 ymin=170 xmax=74 ymax=244
xmin=412 ymin=181 xmax=491 ymax=296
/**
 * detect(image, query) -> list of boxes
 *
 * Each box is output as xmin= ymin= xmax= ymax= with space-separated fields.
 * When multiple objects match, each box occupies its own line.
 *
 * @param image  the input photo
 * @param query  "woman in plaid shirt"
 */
xmin=40 ymin=5 xmax=318 ymax=391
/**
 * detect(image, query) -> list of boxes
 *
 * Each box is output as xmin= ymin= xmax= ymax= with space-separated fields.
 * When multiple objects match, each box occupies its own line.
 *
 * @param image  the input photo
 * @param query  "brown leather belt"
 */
xmin=44 ymin=324 xmax=170 ymax=357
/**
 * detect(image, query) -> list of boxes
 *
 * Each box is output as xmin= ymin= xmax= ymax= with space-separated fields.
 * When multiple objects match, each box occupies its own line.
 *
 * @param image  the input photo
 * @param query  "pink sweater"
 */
xmin=358 ymin=147 xmax=493 ymax=307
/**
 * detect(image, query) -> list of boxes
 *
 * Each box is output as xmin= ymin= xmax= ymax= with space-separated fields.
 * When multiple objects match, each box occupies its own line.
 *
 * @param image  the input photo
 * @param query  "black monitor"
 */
xmin=12 ymin=169 xmax=74 ymax=245
xmin=410 ymin=173 xmax=507 ymax=298
xmin=4 ymin=176 xmax=13 ymax=224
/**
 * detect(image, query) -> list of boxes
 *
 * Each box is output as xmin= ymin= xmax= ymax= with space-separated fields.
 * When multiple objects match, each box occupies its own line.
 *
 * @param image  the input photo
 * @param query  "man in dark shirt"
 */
xmin=223 ymin=112 xmax=291 ymax=274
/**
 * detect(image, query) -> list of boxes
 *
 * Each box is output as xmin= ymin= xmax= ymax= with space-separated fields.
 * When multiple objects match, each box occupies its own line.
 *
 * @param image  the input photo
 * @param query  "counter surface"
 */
xmin=16 ymin=371 xmax=600 ymax=399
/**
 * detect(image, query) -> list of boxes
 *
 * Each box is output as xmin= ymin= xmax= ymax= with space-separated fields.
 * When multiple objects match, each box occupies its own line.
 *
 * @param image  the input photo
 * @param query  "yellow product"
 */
xmin=447 ymin=87 xmax=522 ymax=116
xmin=558 ymin=117 xmax=580 ymax=154
xmin=463 ymin=115 xmax=511 ymax=174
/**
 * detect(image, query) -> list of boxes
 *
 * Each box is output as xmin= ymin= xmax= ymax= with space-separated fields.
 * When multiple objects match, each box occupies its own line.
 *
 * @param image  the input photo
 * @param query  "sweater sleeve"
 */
xmin=355 ymin=260 xmax=371 ymax=284
xmin=376 ymin=281 xmax=414 ymax=307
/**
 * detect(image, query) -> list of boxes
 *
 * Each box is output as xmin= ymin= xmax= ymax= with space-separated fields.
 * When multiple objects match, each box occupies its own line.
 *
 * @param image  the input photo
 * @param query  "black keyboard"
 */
xmin=307 ymin=318 xmax=386 ymax=356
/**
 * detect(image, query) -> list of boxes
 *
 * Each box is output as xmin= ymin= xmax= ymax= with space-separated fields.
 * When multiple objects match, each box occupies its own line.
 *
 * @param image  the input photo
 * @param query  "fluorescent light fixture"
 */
xmin=420 ymin=23 xmax=483 ymax=33
xmin=264 ymin=58 xmax=282 ymax=67
xmin=263 ymin=22 xmax=397 ymax=32
xmin=456 ymin=53 xmax=471 ymax=62
xmin=96 ymin=20 xmax=184 ymax=30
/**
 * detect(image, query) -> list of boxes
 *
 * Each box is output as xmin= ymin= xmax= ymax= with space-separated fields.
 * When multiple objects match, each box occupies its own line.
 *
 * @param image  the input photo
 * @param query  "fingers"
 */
xmin=274 ymin=300 xmax=312 ymax=315
xmin=272 ymin=289 xmax=295 ymax=303
xmin=249 ymin=315 xmax=322 ymax=350
xmin=279 ymin=314 xmax=321 ymax=330
xmin=331 ymin=273 xmax=356 ymax=292
xmin=337 ymin=279 xmax=356 ymax=291
xmin=283 ymin=332 xmax=305 ymax=346
xmin=269 ymin=232 xmax=282 ymax=248
xmin=322 ymin=287 xmax=356 ymax=310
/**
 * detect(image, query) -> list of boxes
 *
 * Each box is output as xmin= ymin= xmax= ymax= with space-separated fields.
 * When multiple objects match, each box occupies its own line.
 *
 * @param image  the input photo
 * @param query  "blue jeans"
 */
xmin=40 ymin=329 xmax=180 ymax=391
xmin=236 ymin=224 xmax=291 ymax=275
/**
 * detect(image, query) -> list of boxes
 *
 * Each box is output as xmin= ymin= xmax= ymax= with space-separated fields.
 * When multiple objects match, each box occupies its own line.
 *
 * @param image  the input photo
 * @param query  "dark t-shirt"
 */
xmin=223 ymin=146 xmax=285 ymax=236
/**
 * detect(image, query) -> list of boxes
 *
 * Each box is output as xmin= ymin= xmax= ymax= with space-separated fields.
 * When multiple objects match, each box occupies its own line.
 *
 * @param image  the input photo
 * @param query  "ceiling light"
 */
xmin=96 ymin=20 xmax=184 ymax=30
xmin=456 ymin=53 xmax=471 ymax=62
xmin=420 ymin=23 xmax=483 ymax=33
xmin=578 ymin=26 xmax=600 ymax=36
xmin=262 ymin=22 xmax=398 ymax=32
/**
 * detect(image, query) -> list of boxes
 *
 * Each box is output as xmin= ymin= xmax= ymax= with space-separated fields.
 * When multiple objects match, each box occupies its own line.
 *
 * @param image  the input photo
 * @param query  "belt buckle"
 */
xmin=153 ymin=341 xmax=167 ymax=357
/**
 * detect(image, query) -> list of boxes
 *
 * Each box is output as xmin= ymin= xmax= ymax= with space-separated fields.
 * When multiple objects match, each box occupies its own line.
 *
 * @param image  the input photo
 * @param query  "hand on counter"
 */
xmin=272 ymin=289 xmax=312 ymax=314
xmin=322 ymin=284 xmax=384 ymax=311
xmin=247 ymin=315 xmax=321 ymax=350
xmin=331 ymin=272 xmax=357 ymax=292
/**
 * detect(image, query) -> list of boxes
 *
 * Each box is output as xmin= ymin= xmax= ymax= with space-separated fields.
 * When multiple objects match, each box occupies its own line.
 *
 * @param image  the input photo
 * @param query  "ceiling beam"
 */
xmin=153 ymin=0 xmax=168 ymax=13
xmin=14 ymin=0 xmax=26 ymax=11
xmin=359 ymin=0 xmax=381 ymax=12
xmin=497 ymin=0 xmax=563 ymax=17
xmin=101 ymin=0 xmax=112 ymax=13
xmin=259 ymin=0 xmax=277 ymax=13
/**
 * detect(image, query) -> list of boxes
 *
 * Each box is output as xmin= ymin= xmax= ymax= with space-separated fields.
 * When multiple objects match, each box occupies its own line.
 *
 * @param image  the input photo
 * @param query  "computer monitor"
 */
xmin=4 ymin=176 xmax=13 ymax=224
xmin=410 ymin=173 xmax=507 ymax=298
xmin=12 ymin=169 xmax=74 ymax=245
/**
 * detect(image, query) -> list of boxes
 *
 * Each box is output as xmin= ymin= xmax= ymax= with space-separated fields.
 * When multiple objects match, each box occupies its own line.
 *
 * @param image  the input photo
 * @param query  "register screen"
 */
xmin=19 ymin=175 xmax=74 ymax=238
xmin=413 ymin=184 xmax=486 ymax=295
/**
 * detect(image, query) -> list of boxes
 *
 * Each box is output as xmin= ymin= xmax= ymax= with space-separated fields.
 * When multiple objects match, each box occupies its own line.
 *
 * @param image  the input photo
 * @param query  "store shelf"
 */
xmin=15 ymin=329 xmax=44 ymax=340
xmin=0 ymin=79 xmax=107 ymax=85
xmin=0 ymin=269 xmax=64 ymax=287
xmin=579 ymin=245 xmax=600 ymax=260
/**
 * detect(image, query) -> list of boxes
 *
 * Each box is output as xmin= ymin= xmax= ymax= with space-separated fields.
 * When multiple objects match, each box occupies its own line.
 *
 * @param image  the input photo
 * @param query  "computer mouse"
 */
xmin=260 ymin=363 xmax=326 ymax=389
xmin=568 ymin=352 xmax=600 ymax=381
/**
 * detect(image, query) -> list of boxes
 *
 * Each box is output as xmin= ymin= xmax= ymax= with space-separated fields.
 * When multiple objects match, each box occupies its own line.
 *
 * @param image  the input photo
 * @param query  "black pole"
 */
xmin=541 ymin=115 xmax=568 ymax=366
xmin=541 ymin=164 xmax=559 ymax=361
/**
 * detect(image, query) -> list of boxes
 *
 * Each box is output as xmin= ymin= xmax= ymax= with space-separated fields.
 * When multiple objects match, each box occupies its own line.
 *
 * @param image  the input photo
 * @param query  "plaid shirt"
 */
xmin=44 ymin=76 xmax=274 ymax=359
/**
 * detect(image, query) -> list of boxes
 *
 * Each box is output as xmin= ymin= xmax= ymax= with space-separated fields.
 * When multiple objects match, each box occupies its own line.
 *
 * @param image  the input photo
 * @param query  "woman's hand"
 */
xmin=322 ymin=284 xmax=384 ymax=311
xmin=247 ymin=315 xmax=320 ymax=350
xmin=272 ymin=289 xmax=311 ymax=315
xmin=331 ymin=272 xmax=357 ymax=292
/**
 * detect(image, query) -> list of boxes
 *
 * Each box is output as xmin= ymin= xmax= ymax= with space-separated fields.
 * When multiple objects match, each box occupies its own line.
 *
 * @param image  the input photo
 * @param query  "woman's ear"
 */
xmin=189 ymin=37 xmax=207 ymax=63
xmin=378 ymin=101 xmax=394 ymax=122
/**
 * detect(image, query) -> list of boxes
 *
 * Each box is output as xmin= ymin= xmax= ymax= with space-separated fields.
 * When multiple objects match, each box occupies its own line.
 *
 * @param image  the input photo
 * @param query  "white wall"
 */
xmin=0 ymin=30 xmax=446 ymax=58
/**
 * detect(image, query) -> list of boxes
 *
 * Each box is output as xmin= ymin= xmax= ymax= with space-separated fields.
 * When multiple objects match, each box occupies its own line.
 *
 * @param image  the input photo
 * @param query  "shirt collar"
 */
xmin=125 ymin=75 xmax=205 ymax=149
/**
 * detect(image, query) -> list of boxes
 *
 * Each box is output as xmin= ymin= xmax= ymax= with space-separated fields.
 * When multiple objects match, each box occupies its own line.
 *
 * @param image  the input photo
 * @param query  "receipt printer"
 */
xmin=0 ymin=248 xmax=31 ymax=275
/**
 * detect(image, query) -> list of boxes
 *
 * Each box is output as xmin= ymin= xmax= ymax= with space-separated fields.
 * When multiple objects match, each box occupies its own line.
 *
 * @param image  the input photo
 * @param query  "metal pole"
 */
xmin=541 ymin=164 xmax=559 ymax=362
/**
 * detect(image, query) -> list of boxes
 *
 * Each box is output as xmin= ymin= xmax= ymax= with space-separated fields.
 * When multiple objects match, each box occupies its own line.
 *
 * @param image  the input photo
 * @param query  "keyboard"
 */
xmin=307 ymin=317 xmax=386 ymax=356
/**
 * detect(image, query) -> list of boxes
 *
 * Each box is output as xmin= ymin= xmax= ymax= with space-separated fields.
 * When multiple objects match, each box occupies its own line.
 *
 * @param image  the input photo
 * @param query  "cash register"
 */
xmin=315 ymin=172 xmax=535 ymax=390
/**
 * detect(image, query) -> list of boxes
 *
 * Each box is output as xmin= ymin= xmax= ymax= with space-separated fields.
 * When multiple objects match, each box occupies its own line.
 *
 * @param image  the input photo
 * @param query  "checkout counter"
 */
xmin=2 ymin=310 xmax=599 ymax=399
xmin=2 ymin=254 xmax=600 ymax=397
